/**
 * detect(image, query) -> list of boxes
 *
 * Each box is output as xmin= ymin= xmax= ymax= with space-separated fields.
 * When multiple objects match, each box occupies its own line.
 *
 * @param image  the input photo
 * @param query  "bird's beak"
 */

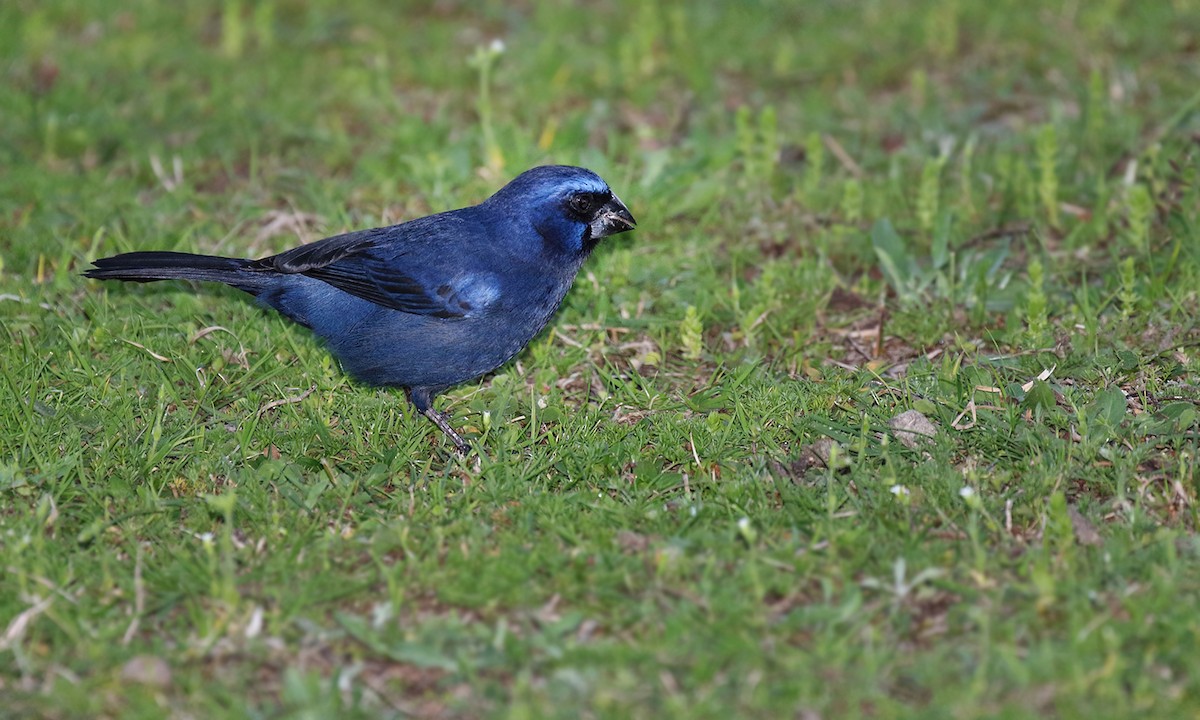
xmin=591 ymin=195 xmax=637 ymax=239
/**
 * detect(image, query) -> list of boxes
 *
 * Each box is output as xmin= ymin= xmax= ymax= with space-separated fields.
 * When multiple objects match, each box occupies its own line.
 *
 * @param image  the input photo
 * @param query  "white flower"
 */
xmin=736 ymin=516 xmax=757 ymax=543
xmin=489 ymin=38 xmax=506 ymax=54
xmin=889 ymin=484 xmax=910 ymax=497
xmin=959 ymin=486 xmax=976 ymax=500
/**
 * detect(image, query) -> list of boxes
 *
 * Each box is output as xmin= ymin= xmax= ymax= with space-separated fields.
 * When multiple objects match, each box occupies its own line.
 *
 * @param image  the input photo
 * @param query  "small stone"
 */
xmin=1067 ymin=505 xmax=1103 ymax=546
xmin=120 ymin=655 xmax=171 ymax=688
xmin=889 ymin=409 xmax=938 ymax=449
xmin=769 ymin=437 xmax=840 ymax=483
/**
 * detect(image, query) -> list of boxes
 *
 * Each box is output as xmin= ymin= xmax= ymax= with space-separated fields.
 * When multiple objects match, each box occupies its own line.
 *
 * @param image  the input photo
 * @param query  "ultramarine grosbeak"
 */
xmin=86 ymin=165 xmax=636 ymax=452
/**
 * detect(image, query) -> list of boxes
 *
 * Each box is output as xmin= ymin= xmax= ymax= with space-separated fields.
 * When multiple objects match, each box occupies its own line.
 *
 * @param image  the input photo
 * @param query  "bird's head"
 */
xmin=484 ymin=165 xmax=636 ymax=257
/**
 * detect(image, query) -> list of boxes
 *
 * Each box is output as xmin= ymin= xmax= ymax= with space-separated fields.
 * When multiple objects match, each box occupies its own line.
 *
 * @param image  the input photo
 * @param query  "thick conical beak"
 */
xmin=591 ymin=195 xmax=637 ymax=239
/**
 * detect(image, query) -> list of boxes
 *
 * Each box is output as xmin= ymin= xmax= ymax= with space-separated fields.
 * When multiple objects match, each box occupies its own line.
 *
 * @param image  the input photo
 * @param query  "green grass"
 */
xmin=4 ymin=0 xmax=1200 ymax=717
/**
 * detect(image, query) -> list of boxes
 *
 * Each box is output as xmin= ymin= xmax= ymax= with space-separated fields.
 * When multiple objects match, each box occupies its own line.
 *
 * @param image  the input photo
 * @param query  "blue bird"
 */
xmin=85 ymin=165 xmax=636 ymax=452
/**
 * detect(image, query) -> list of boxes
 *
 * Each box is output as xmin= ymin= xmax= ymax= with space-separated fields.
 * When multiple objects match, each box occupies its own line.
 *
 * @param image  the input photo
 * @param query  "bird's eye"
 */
xmin=568 ymin=194 xmax=595 ymax=216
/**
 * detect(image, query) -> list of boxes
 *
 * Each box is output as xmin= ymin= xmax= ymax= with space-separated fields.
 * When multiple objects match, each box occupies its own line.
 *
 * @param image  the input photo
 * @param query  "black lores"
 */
xmin=86 ymin=165 xmax=636 ymax=452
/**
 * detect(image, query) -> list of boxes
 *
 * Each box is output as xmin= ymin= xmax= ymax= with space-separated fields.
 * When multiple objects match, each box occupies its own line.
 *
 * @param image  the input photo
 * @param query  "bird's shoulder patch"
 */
xmin=439 ymin=272 xmax=501 ymax=316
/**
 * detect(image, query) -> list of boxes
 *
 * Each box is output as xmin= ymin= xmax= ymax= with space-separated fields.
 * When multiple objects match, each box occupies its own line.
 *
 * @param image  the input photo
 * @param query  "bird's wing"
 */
xmin=251 ymin=223 xmax=497 ymax=319
xmin=303 ymin=261 xmax=499 ymax=318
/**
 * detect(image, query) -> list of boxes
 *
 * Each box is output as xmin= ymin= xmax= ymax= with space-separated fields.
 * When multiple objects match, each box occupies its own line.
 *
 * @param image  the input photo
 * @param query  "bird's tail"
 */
xmin=84 ymin=251 xmax=268 ymax=295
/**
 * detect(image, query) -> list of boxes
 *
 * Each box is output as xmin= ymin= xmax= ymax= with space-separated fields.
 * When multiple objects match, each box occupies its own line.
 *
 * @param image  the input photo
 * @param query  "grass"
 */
xmin=3 ymin=0 xmax=1200 ymax=717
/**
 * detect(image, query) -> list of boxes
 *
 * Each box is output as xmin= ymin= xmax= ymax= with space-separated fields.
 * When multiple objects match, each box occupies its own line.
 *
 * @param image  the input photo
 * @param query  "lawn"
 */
xmin=3 ymin=1 xmax=1200 ymax=717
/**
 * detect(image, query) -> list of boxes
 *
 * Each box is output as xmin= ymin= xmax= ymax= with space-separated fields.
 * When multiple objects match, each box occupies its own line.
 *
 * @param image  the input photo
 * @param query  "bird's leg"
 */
xmin=422 ymin=406 xmax=469 ymax=454
xmin=408 ymin=387 xmax=469 ymax=454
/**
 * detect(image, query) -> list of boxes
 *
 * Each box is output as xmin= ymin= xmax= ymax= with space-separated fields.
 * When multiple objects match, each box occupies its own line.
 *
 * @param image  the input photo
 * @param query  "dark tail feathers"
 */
xmin=85 ymin=251 xmax=268 ymax=295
